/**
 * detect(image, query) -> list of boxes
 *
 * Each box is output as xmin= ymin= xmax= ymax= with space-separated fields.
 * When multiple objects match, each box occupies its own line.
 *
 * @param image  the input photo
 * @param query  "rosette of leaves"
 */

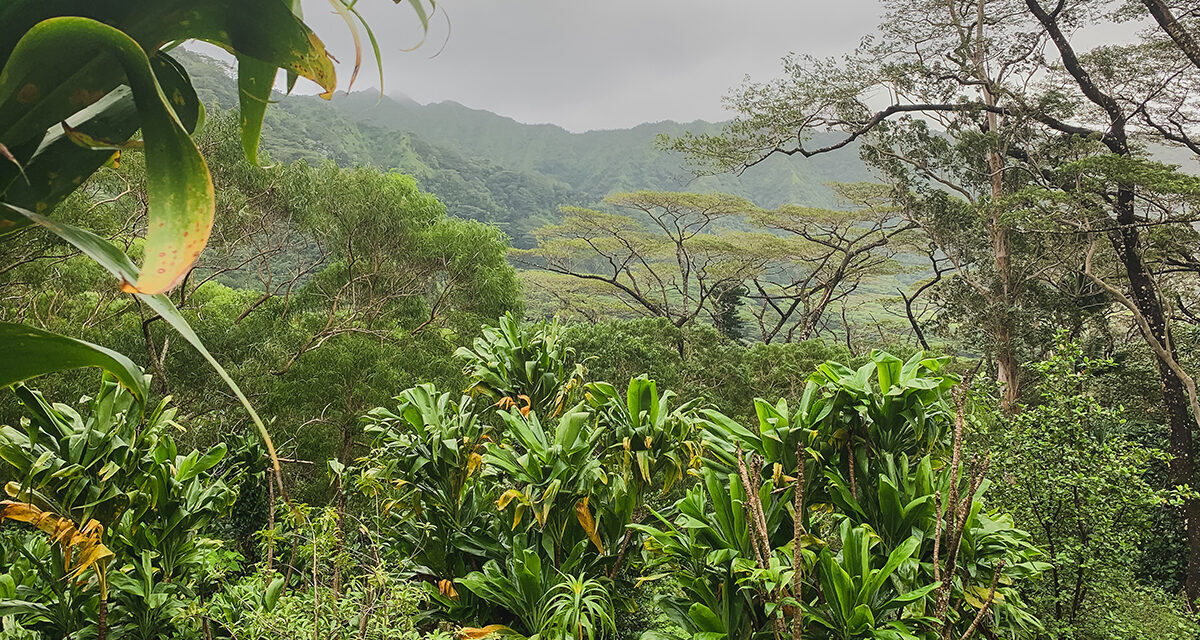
xmin=457 ymin=314 xmax=588 ymax=417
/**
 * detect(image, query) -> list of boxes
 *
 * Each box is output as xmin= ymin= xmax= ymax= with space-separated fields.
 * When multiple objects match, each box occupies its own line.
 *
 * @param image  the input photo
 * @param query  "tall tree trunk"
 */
xmin=993 ymin=292 xmax=1019 ymax=413
xmin=988 ymin=155 xmax=1018 ymax=412
xmin=977 ymin=0 xmax=1020 ymax=413
xmin=1111 ymin=192 xmax=1200 ymax=604
xmin=1025 ymin=0 xmax=1200 ymax=605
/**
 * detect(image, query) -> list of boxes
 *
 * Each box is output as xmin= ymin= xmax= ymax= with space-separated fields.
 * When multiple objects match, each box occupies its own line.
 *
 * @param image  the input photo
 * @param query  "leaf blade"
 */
xmin=0 ymin=323 xmax=147 ymax=404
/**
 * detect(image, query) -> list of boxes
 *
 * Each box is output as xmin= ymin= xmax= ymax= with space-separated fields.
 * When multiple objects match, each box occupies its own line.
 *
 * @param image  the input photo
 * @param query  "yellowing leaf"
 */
xmin=0 ymin=501 xmax=111 ymax=581
xmin=496 ymin=489 xmax=523 ymax=511
xmin=966 ymin=585 xmax=1004 ymax=608
xmin=574 ymin=497 xmax=604 ymax=554
xmin=635 ymin=573 xmax=670 ymax=587
xmin=62 ymin=122 xmax=143 ymax=151
xmin=466 ymin=452 xmax=483 ymax=477
xmin=0 ymin=17 xmax=217 ymax=294
xmin=458 ymin=624 xmax=512 ymax=639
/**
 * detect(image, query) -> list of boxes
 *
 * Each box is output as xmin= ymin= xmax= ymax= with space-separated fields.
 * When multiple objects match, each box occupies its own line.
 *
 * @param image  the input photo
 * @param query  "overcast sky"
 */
xmin=294 ymin=1 xmax=881 ymax=132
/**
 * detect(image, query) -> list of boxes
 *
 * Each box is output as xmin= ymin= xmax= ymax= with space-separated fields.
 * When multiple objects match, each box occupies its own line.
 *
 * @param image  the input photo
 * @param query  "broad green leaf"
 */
xmin=881 ymin=581 xmax=940 ymax=612
xmin=151 ymin=51 xmax=202 ymax=134
xmin=0 ymin=599 xmax=51 ymax=617
xmin=877 ymin=476 xmax=903 ymax=538
xmin=687 ymin=602 xmax=725 ymax=633
xmin=0 ymin=322 xmax=146 ymax=404
xmin=263 ymin=576 xmax=285 ymax=612
xmin=873 ymin=350 xmax=903 ymax=394
xmin=1 ymin=204 xmax=284 ymax=487
xmin=1 ymin=17 xmax=214 ymax=294
xmin=180 ymin=1 xmax=337 ymax=98
xmin=818 ymin=548 xmax=855 ymax=623
xmin=2 ymin=50 xmax=201 ymax=234
xmin=847 ymin=603 xmax=875 ymax=632
xmin=862 ymin=536 xmax=921 ymax=600
xmin=178 ymin=444 xmax=227 ymax=482
xmin=236 ymin=55 xmax=277 ymax=165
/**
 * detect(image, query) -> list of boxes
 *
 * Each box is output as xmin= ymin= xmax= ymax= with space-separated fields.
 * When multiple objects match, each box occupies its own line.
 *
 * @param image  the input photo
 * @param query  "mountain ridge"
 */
xmin=179 ymin=50 xmax=876 ymax=245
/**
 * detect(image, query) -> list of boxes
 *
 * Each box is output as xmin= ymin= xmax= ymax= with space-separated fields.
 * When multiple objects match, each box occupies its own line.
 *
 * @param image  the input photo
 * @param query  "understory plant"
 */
xmin=353 ymin=319 xmax=1046 ymax=640
xmin=0 ymin=374 xmax=242 ymax=638
xmin=985 ymin=339 xmax=1191 ymax=639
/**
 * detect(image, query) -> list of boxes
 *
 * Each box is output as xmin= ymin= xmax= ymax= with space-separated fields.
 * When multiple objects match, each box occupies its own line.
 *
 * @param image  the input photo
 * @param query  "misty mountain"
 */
xmin=180 ymin=50 xmax=876 ymax=245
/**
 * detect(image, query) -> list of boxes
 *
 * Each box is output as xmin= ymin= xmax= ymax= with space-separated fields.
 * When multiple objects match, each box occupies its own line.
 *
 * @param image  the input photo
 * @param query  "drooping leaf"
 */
xmin=458 ymin=624 xmax=514 ymax=639
xmin=0 ymin=90 xmax=135 ymax=232
xmin=575 ymin=496 xmax=604 ymax=554
xmin=1 ymin=204 xmax=284 ymax=488
xmin=0 ymin=501 xmax=112 ymax=581
xmin=0 ymin=322 xmax=146 ymax=404
xmin=263 ymin=576 xmax=285 ymax=612
xmin=236 ymin=55 xmax=277 ymax=165
xmin=0 ymin=17 xmax=214 ymax=293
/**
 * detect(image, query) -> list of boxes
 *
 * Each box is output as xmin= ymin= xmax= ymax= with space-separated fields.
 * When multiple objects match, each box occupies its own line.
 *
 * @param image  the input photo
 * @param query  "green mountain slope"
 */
xmin=331 ymin=90 xmax=875 ymax=208
xmin=179 ymin=50 xmax=876 ymax=246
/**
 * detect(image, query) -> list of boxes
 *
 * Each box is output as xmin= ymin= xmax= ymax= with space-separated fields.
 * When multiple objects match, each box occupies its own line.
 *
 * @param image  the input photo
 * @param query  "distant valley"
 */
xmin=180 ymin=51 xmax=876 ymax=247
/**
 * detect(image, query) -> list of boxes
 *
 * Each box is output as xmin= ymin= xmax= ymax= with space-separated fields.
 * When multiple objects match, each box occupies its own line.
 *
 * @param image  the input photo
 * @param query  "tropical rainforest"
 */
xmin=1 ymin=1 xmax=1200 ymax=640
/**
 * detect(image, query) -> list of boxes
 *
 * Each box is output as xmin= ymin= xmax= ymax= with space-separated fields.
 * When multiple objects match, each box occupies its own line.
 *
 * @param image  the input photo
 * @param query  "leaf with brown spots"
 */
xmin=1 ymin=17 xmax=214 ymax=294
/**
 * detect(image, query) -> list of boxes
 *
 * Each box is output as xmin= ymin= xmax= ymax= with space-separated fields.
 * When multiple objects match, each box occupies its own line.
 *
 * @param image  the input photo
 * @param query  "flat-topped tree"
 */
xmin=664 ymin=0 xmax=1200 ymax=600
xmin=517 ymin=188 xmax=911 ymax=344
xmin=515 ymin=191 xmax=767 ymax=330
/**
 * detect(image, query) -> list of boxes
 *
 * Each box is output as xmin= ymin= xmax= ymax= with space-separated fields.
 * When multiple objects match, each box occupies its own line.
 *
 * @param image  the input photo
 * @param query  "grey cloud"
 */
xmin=300 ymin=1 xmax=880 ymax=131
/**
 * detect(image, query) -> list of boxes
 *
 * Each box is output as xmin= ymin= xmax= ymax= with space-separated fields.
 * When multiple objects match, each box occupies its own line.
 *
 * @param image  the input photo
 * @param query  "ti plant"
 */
xmin=456 ymin=313 xmax=587 ymax=417
xmin=633 ymin=466 xmax=786 ymax=640
xmin=458 ymin=539 xmax=615 ymax=640
xmin=359 ymin=383 xmax=502 ymax=615
xmin=638 ymin=350 xmax=1046 ymax=640
xmin=584 ymin=375 xmax=703 ymax=577
xmin=488 ymin=405 xmax=608 ymax=567
xmin=0 ymin=375 xmax=239 ymax=638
